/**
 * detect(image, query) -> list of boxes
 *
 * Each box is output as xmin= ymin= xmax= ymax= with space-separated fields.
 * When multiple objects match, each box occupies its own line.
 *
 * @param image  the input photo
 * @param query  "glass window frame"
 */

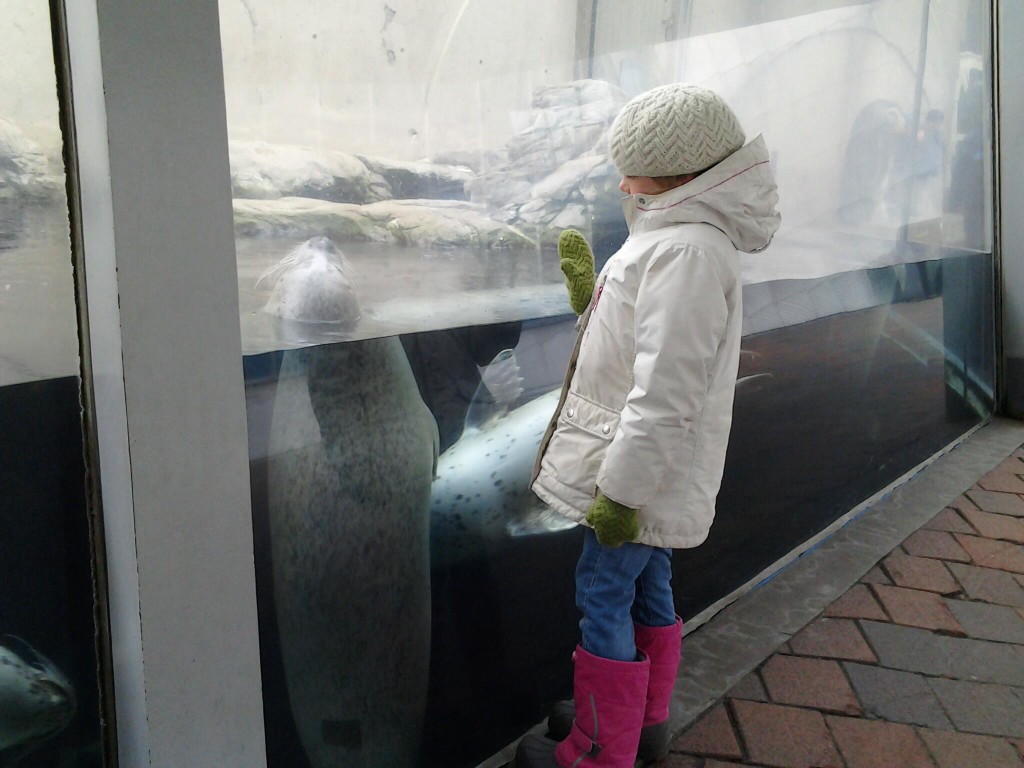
xmin=55 ymin=0 xmax=1014 ymax=764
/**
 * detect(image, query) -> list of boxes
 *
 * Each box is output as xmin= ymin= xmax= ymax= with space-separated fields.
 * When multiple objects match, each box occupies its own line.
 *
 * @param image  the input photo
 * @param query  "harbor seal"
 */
xmin=262 ymin=237 xmax=439 ymax=767
xmin=0 ymin=636 xmax=76 ymax=765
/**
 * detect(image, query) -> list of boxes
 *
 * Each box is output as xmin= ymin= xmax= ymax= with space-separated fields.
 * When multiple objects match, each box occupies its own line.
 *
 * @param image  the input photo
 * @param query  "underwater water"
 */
xmin=0 ymin=203 xmax=103 ymax=767
xmin=244 ymin=249 xmax=993 ymax=768
xmin=236 ymin=235 xmax=568 ymax=354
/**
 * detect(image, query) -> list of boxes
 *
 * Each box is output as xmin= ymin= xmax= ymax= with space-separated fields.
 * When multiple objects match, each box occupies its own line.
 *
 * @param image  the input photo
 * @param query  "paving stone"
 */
xmin=825 ymin=584 xmax=889 ymax=621
xmin=760 ymin=655 xmax=860 ymax=714
xmin=843 ymin=662 xmax=953 ymax=729
xmin=979 ymin=456 xmax=1024 ymax=479
xmin=860 ymin=565 xmax=892 ymax=585
xmin=947 ymin=562 xmax=1024 ymax=608
xmin=882 ymin=552 xmax=961 ymax=595
xmin=917 ymin=728 xmax=1024 ymax=768
xmin=826 ymin=716 xmax=934 ymax=768
xmin=672 ymin=703 xmax=743 ymax=760
xmin=942 ymin=599 xmax=1024 ymax=643
xmin=870 ymin=585 xmax=966 ymax=634
xmin=954 ymin=534 xmax=1024 ymax=574
xmin=859 ymin=621 xmax=1024 ymax=685
xmin=903 ymin=529 xmax=972 ymax=562
xmin=977 ymin=471 xmax=1024 ymax=494
xmin=923 ymin=508 xmax=976 ymax=534
xmin=926 ymin=678 xmax=1024 ymax=738
xmin=1012 ymin=738 xmax=1024 ymax=761
xmin=728 ymin=671 xmax=768 ymax=702
xmin=995 ymin=454 xmax=1024 ymax=470
xmin=664 ymin=755 xmax=704 ymax=768
xmin=961 ymin=508 xmax=1024 ymax=544
xmin=704 ymin=761 xmax=748 ymax=768
xmin=966 ymin=489 xmax=1024 ymax=518
xmin=731 ymin=700 xmax=843 ymax=768
xmin=947 ymin=494 xmax=980 ymax=514
xmin=788 ymin=618 xmax=877 ymax=662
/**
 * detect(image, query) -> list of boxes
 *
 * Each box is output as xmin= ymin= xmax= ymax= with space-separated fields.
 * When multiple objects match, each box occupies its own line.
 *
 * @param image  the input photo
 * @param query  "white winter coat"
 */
xmin=531 ymin=135 xmax=780 ymax=548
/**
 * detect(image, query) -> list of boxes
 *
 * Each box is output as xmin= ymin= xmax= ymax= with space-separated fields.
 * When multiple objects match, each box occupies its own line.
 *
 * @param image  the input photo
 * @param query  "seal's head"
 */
xmin=257 ymin=236 xmax=361 ymax=327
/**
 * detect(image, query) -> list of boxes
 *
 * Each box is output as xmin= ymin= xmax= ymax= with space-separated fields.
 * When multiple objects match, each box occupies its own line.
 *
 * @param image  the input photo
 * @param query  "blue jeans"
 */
xmin=575 ymin=528 xmax=676 ymax=661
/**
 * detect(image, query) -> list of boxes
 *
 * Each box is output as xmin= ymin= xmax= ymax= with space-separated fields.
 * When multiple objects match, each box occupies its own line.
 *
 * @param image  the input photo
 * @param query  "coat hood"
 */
xmin=622 ymin=134 xmax=781 ymax=253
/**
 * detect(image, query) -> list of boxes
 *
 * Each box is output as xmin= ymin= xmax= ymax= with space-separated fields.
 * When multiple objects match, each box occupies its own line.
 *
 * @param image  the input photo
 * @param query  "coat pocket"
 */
xmin=540 ymin=391 xmax=620 ymax=497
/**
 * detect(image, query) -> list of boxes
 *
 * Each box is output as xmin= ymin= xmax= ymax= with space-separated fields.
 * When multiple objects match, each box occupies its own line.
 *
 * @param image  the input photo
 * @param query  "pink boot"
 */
xmin=544 ymin=617 xmax=683 ymax=762
xmin=515 ymin=646 xmax=649 ymax=768
xmin=634 ymin=617 xmax=683 ymax=760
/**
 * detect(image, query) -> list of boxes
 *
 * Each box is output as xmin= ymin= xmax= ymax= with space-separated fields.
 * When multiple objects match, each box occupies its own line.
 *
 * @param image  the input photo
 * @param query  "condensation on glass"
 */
xmin=218 ymin=2 xmax=994 ymax=766
xmin=0 ymin=4 xmax=104 ymax=767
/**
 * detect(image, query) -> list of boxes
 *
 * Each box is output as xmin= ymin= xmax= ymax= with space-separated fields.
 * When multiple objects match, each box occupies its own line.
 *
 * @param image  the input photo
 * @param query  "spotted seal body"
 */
xmin=267 ymin=338 xmax=438 ymax=768
xmin=261 ymin=235 xmax=439 ymax=766
xmin=0 ymin=637 xmax=75 ymax=763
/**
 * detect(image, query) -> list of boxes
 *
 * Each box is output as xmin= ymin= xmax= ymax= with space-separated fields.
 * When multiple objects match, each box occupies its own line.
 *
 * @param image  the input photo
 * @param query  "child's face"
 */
xmin=618 ymin=174 xmax=692 ymax=196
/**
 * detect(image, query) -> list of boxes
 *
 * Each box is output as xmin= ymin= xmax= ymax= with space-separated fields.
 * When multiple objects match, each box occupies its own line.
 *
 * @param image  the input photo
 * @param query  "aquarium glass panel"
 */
xmin=220 ymin=1 xmax=994 ymax=766
xmin=0 ymin=4 xmax=104 ymax=766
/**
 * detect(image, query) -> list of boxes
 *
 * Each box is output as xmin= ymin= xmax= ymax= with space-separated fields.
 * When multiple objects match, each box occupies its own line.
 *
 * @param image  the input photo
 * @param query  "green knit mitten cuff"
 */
xmin=558 ymin=229 xmax=596 ymax=315
xmin=586 ymin=492 xmax=639 ymax=548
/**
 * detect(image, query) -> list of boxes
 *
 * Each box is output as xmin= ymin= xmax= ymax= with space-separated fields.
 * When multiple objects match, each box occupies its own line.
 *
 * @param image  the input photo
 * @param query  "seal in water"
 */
xmin=256 ymin=236 xmax=360 ymax=326
xmin=429 ymin=350 xmax=574 ymax=570
xmin=261 ymin=237 xmax=439 ymax=767
xmin=0 ymin=636 xmax=76 ymax=765
xmin=428 ymin=349 xmax=772 ymax=569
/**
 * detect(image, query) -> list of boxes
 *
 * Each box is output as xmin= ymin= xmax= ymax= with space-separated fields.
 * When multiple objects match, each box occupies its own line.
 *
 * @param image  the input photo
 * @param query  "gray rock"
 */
xmin=365 ymin=199 xmax=535 ymax=249
xmin=465 ymin=171 xmax=533 ymax=209
xmin=429 ymin=149 xmax=506 ymax=174
xmin=529 ymin=155 xmax=606 ymax=203
xmin=234 ymin=196 xmax=535 ymax=250
xmin=358 ymin=155 xmax=472 ymax=200
xmin=462 ymin=79 xmax=628 ymax=243
xmin=531 ymin=79 xmax=627 ymax=110
xmin=0 ymin=117 xmax=61 ymax=202
xmin=229 ymin=140 xmax=392 ymax=203
xmin=233 ymin=197 xmax=391 ymax=242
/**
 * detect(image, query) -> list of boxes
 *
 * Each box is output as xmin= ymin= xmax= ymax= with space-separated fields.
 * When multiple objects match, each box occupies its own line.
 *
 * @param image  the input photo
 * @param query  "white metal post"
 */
xmin=63 ymin=0 xmax=268 ymax=764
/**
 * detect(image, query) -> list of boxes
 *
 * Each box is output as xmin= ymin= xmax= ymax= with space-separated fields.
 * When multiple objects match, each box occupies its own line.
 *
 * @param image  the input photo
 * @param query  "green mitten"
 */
xmin=558 ymin=228 xmax=596 ymax=315
xmin=586 ymin=492 xmax=640 ymax=548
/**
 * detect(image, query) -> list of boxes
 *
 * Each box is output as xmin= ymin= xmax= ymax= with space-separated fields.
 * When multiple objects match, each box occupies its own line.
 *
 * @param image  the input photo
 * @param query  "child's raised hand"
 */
xmin=558 ymin=229 xmax=596 ymax=315
xmin=586 ymin=491 xmax=639 ymax=547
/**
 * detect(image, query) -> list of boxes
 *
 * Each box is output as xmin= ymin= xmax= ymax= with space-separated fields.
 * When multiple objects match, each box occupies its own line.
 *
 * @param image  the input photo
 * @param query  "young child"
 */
xmin=515 ymin=84 xmax=780 ymax=768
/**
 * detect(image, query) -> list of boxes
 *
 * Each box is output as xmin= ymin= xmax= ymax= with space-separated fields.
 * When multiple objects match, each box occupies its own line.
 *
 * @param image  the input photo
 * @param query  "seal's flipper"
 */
xmin=465 ymin=348 xmax=523 ymax=431
xmin=506 ymin=499 xmax=578 ymax=537
xmin=735 ymin=372 xmax=773 ymax=395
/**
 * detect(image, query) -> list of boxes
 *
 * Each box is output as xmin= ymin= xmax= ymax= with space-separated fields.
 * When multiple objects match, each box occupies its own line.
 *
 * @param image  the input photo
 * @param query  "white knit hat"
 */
xmin=609 ymin=84 xmax=745 ymax=177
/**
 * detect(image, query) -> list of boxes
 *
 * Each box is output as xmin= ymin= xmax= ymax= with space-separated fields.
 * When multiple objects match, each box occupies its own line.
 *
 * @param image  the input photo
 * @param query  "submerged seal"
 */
xmin=0 ymin=636 xmax=76 ymax=764
xmin=262 ymin=237 xmax=439 ymax=767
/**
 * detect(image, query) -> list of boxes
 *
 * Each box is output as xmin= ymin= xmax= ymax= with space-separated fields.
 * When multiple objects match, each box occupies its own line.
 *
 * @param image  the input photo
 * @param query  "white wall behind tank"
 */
xmin=590 ymin=0 xmax=977 ymax=234
xmin=217 ymin=0 xmax=579 ymax=160
xmin=0 ymin=3 xmax=63 ymax=155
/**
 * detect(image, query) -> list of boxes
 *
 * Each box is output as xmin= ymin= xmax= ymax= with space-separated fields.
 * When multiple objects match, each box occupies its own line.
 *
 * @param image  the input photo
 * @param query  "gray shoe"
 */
xmin=513 ymin=733 xmax=560 ymax=768
xmin=545 ymin=701 xmax=670 ymax=762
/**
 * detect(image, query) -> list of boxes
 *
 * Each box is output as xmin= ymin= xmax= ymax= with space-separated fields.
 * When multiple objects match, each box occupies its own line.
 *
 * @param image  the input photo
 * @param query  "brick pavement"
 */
xmin=662 ymin=449 xmax=1024 ymax=768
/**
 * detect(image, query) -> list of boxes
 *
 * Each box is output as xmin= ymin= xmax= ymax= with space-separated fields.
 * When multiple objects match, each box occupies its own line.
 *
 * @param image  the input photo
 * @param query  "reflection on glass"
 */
xmin=223 ymin=1 xmax=994 ymax=766
xmin=0 ymin=3 xmax=103 ymax=767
